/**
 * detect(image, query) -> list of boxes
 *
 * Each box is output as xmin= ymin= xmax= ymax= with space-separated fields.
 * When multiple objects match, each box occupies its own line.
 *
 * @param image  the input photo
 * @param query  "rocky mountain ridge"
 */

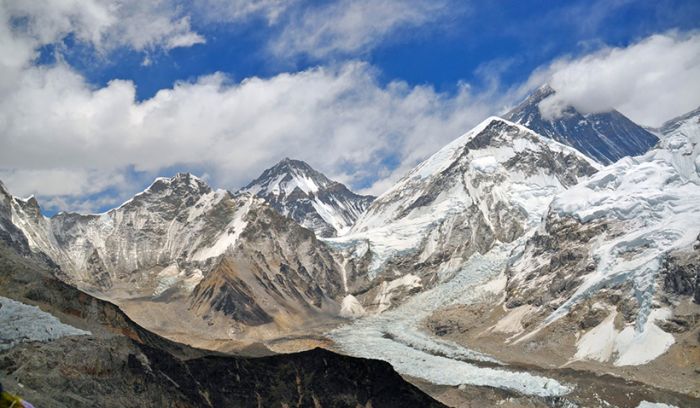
xmin=240 ymin=158 xmax=374 ymax=237
xmin=0 ymin=238 xmax=444 ymax=407
xmin=1 ymin=173 xmax=348 ymax=346
xmin=505 ymin=85 xmax=659 ymax=165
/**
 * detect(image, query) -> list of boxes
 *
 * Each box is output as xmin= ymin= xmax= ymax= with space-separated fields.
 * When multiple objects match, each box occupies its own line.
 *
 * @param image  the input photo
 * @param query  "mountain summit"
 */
xmin=240 ymin=158 xmax=374 ymax=237
xmin=505 ymin=85 xmax=658 ymax=164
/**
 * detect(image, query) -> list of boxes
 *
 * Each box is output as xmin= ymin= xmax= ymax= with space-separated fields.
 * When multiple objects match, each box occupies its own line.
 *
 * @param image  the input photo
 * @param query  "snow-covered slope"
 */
xmin=506 ymin=85 xmax=659 ymax=165
xmin=503 ymin=106 xmax=700 ymax=366
xmin=240 ymin=158 xmax=374 ymax=237
xmin=4 ymin=173 xmax=346 ymax=340
xmin=327 ymin=117 xmax=598 ymax=310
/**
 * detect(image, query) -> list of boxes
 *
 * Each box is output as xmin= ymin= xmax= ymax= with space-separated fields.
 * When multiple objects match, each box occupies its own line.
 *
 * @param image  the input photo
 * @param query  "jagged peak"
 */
xmin=110 ymin=172 xmax=213 ymax=213
xmin=243 ymin=158 xmax=335 ymax=197
xmin=148 ymin=172 xmax=210 ymax=192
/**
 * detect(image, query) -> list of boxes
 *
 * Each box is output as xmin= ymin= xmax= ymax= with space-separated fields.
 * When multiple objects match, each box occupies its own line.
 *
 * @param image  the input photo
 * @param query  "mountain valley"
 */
xmin=2 ymin=94 xmax=699 ymax=407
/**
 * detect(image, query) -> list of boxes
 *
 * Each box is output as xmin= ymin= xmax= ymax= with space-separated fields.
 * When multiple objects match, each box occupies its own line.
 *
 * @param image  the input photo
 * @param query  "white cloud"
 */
xmin=0 ymin=0 xmax=490 ymax=212
xmin=1 ymin=0 xmax=204 ymax=63
xmin=0 ymin=60 xmax=496 ymax=209
xmin=526 ymin=32 xmax=700 ymax=126
xmin=3 ymin=0 xmax=699 ymax=214
xmin=195 ymin=0 xmax=296 ymax=24
xmin=270 ymin=0 xmax=454 ymax=59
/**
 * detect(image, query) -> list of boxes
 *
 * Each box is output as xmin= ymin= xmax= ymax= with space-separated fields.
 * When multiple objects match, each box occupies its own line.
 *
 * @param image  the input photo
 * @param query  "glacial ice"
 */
xmin=0 ymin=296 xmax=90 ymax=351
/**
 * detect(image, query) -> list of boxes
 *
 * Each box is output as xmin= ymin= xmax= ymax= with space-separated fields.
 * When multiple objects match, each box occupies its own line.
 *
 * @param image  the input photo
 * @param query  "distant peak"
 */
xmin=275 ymin=157 xmax=313 ymax=171
xmin=146 ymin=172 xmax=211 ymax=194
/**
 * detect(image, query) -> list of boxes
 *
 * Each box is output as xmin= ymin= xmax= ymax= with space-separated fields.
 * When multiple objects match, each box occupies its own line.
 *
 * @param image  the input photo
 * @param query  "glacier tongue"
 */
xmin=329 ymin=241 xmax=572 ymax=397
xmin=0 ymin=296 xmax=90 ymax=350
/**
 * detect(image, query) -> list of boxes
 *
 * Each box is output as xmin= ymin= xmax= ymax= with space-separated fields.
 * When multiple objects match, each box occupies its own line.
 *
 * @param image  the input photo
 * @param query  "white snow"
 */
xmin=0 ymin=296 xmax=90 ymax=350
xmin=470 ymin=155 xmax=499 ymax=173
xmin=637 ymin=402 xmax=678 ymax=408
xmin=191 ymin=196 xmax=252 ymax=261
xmin=613 ymin=308 xmax=675 ymax=366
xmin=328 ymin=116 xmax=595 ymax=278
xmin=574 ymin=310 xmax=618 ymax=362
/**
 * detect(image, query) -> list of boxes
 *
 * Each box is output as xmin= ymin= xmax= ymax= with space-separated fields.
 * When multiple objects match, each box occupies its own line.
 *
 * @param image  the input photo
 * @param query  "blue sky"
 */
xmin=1 ymin=0 xmax=699 ymax=214
xmin=57 ymin=0 xmax=700 ymax=100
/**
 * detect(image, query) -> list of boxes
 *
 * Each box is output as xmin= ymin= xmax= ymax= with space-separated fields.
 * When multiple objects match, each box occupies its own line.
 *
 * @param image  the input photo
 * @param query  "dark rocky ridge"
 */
xmin=505 ymin=85 xmax=659 ymax=164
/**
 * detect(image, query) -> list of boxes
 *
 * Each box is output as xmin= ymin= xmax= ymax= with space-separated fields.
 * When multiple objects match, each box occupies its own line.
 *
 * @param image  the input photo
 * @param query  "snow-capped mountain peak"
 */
xmin=329 ymin=117 xmax=598 ymax=294
xmin=240 ymin=158 xmax=374 ymax=237
xmin=244 ymin=158 xmax=325 ymax=197
xmin=505 ymin=85 xmax=659 ymax=164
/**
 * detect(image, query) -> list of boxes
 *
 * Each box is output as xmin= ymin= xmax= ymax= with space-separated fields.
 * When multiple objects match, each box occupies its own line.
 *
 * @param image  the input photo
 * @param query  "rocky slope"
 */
xmin=505 ymin=85 xmax=659 ymax=165
xmin=240 ymin=158 xmax=374 ymax=237
xmin=2 ymin=174 xmax=347 ymax=346
xmin=0 ymin=240 xmax=444 ymax=407
xmin=326 ymin=117 xmax=599 ymax=313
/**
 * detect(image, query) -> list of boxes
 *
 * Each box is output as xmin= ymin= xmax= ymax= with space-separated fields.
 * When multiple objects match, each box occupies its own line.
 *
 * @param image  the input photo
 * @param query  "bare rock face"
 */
xmin=241 ymin=158 xmax=374 ymax=237
xmin=661 ymin=244 xmax=700 ymax=304
xmin=328 ymin=117 xmax=598 ymax=312
xmin=189 ymin=204 xmax=344 ymax=328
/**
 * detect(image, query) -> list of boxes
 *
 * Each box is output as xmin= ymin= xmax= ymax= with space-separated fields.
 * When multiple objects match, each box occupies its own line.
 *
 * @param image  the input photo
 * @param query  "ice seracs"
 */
xmin=503 ymin=105 xmax=700 ymax=366
xmin=240 ymin=158 xmax=374 ymax=237
xmin=0 ymin=296 xmax=90 ymax=351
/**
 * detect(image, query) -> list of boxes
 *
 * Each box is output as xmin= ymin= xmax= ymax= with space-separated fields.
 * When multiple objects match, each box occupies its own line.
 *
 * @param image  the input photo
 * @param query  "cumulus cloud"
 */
xmin=527 ymin=32 xmax=700 ymax=126
xmin=0 ymin=0 xmax=492 ymax=212
xmin=270 ymin=0 xmax=454 ymax=59
xmin=3 ymin=0 xmax=699 ymax=215
xmin=0 ymin=60 xmax=496 ymax=209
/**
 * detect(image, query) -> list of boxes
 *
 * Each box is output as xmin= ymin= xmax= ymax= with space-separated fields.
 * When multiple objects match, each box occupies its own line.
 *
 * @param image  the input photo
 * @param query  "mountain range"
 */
xmin=1 ymin=88 xmax=698 ymax=407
